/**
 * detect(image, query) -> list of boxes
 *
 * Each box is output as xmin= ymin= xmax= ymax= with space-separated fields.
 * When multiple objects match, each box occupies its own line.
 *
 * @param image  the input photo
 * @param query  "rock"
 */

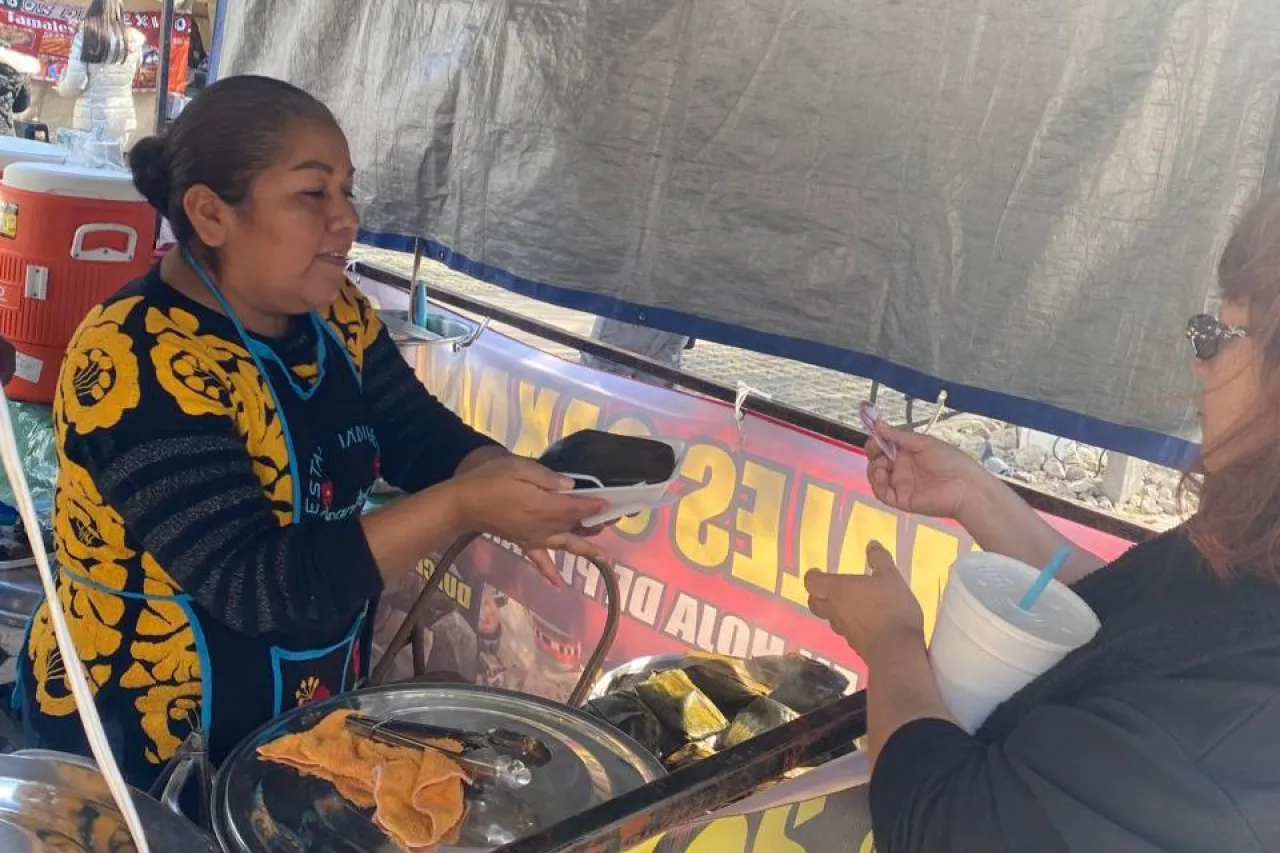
xmin=1069 ymin=480 xmax=1097 ymax=497
xmin=1042 ymin=459 xmax=1067 ymax=479
xmin=1065 ymin=465 xmax=1089 ymax=482
xmin=992 ymin=427 xmax=1019 ymax=450
xmin=1078 ymin=446 xmax=1102 ymax=464
xmin=1139 ymin=496 xmax=1161 ymax=516
xmin=1159 ymin=499 xmax=1179 ymax=516
xmin=1014 ymin=447 xmax=1048 ymax=469
xmin=1097 ymin=497 xmax=1116 ymax=512
xmin=983 ymin=455 xmax=1011 ymax=476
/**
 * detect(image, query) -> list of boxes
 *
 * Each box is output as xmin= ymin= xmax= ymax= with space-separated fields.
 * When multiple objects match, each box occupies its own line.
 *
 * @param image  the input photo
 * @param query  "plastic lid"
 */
xmin=0 ymin=137 xmax=66 ymax=169
xmin=956 ymin=554 xmax=1100 ymax=648
xmin=2 ymin=162 xmax=144 ymax=202
xmin=0 ymin=752 xmax=221 ymax=852
xmin=213 ymin=683 xmax=667 ymax=852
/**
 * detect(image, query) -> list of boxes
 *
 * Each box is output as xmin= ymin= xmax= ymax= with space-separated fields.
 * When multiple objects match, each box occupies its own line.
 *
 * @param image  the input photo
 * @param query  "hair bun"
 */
xmin=128 ymin=135 xmax=171 ymax=214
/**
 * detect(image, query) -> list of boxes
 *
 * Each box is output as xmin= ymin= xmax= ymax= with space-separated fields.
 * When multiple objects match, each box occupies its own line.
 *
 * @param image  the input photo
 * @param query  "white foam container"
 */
xmin=929 ymin=551 xmax=1100 ymax=733
xmin=3 ymin=162 xmax=144 ymax=202
xmin=558 ymin=437 xmax=688 ymax=527
xmin=0 ymin=137 xmax=66 ymax=175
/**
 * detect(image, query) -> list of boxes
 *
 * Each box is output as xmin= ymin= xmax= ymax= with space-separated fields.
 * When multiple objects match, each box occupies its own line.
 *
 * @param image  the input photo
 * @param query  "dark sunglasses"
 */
xmin=1185 ymin=313 xmax=1247 ymax=361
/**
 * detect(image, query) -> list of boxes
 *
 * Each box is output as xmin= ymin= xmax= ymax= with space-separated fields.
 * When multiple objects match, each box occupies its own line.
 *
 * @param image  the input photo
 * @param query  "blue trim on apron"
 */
xmin=269 ymin=603 xmax=367 ymax=717
xmin=178 ymin=597 xmax=215 ymax=736
xmin=177 ymin=249 xmax=373 ymax=752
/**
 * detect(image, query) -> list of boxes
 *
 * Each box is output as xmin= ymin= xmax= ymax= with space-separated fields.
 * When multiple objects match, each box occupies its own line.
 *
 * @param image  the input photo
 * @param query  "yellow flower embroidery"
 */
xmin=55 ymin=459 xmax=133 ymax=571
xmin=27 ymin=600 xmax=113 ymax=717
xmin=325 ymin=282 xmax=373 ymax=372
xmin=295 ymin=675 xmax=332 ymax=706
xmin=145 ymin=307 xmax=293 ymax=518
xmin=133 ymin=679 xmax=202 ymax=765
xmin=127 ymin=598 xmax=199 ymax=686
xmin=139 ymin=552 xmax=182 ymax=597
xmin=150 ymin=329 xmax=234 ymax=418
xmin=144 ymin=305 xmax=249 ymax=366
xmin=59 ymin=570 xmax=126 ymax=661
xmin=225 ymin=361 xmax=292 ymax=519
xmin=57 ymin=297 xmax=143 ymax=436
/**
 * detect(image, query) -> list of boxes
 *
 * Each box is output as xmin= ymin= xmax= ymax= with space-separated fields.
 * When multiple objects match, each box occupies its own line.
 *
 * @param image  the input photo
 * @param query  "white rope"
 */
xmin=733 ymin=382 xmax=773 ymax=448
xmin=0 ymin=389 xmax=151 ymax=852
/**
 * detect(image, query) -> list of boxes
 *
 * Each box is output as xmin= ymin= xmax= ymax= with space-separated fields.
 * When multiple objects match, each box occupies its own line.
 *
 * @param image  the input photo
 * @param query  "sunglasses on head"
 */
xmin=1185 ymin=313 xmax=1247 ymax=361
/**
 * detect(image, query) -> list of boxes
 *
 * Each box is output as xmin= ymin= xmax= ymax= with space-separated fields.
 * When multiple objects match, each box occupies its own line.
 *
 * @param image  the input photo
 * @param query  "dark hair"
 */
xmin=129 ymin=75 xmax=338 ymax=245
xmin=1182 ymin=190 xmax=1280 ymax=582
xmin=81 ymin=0 xmax=129 ymax=65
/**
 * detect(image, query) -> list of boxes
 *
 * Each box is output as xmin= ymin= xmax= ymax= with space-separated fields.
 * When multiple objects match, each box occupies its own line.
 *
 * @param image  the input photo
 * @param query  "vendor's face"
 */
xmin=222 ymin=118 xmax=359 ymax=315
xmin=1194 ymin=300 xmax=1262 ymax=458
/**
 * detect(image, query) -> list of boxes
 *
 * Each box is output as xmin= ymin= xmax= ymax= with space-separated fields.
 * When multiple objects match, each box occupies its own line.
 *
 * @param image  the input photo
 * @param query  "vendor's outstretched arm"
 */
xmin=959 ymin=474 xmax=1105 ymax=586
xmin=78 ymin=417 xmax=470 ymax=638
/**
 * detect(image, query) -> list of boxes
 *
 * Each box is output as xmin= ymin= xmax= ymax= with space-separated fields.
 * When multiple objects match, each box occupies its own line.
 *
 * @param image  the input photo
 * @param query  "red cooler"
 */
xmin=0 ymin=162 xmax=155 ymax=403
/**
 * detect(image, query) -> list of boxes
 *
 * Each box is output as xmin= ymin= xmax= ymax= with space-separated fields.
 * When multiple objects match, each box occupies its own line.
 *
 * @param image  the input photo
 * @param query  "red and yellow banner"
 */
xmin=0 ymin=2 xmax=191 ymax=93
xmin=363 ymin=280 xmax=1136 ymax=851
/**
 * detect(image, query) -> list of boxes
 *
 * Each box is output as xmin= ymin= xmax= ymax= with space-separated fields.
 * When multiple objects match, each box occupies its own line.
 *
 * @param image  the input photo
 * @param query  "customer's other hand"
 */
xmin=866 ymin=423 xmax=986 ymax=521
xmin=806 ymin=542 xmax=925 ymax=662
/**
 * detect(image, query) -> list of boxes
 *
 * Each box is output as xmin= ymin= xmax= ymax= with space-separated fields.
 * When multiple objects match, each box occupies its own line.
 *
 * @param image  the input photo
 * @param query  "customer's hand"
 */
xmin=805 ymin=542 xmax=925 ymax=663
xmin=866 ymin=423 xmax=987 ymax=521
xmin=454 ymin=456 xmax=609 ymax=584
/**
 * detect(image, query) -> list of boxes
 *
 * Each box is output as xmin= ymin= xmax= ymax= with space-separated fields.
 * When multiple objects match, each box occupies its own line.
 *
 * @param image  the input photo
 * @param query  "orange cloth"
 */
xmin=258 ymin=710 xmax=470 ymax=849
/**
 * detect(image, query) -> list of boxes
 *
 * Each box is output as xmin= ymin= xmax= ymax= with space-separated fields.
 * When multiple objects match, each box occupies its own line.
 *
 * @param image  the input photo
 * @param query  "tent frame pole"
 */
xmin=154 ymin=0 xmax=178 ymax=135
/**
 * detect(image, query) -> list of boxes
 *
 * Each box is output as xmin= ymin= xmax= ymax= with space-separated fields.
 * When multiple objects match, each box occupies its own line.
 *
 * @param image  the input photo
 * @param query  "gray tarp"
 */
xmin=212 ymin=0 xmax=1280 ymax=465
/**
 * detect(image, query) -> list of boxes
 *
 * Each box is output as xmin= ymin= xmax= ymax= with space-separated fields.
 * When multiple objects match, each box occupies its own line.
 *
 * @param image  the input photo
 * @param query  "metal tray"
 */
xmin=0 ymin=752 xmax=220 ymax=852
xmin=213 ymin=683 xmax=666 ymax=853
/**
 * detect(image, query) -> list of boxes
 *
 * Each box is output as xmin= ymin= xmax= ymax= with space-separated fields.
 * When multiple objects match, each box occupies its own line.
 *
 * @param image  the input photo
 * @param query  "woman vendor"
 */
xmin=15 ymin=74 xmax=609 ymax=788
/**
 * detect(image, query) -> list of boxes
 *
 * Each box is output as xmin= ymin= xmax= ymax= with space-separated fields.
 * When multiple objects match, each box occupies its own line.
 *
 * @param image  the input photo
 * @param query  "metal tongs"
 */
xmin=345 ymin=715 xmax=538 ymax=790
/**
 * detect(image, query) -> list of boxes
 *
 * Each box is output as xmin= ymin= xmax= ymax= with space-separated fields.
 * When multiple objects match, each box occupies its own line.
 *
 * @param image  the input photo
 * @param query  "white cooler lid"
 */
xmin=2 ymin=162 xmax=144 ymax=202
xmin=0 ymin=137 xmax=66 ymax=171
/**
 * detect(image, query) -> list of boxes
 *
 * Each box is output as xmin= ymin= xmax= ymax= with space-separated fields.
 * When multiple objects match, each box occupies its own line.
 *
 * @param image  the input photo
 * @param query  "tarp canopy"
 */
xmin=210 ymin=0 xmax=1280 ymax=466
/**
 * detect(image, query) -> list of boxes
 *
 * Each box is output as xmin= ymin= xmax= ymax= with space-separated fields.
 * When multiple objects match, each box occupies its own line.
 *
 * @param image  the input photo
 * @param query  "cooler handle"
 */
xmin=70 ymin=223 xmax=138 ymax=263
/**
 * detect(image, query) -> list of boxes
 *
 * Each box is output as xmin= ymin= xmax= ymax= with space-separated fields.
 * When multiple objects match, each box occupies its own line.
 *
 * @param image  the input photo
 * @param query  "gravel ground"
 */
xmin=355 ymin=245 xmax=1187 ymax=532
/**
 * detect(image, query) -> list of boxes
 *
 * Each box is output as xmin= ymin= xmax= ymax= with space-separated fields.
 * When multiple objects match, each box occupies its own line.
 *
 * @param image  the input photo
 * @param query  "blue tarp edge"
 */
xmin=356 ymin=228 xmax=1198 ymax=469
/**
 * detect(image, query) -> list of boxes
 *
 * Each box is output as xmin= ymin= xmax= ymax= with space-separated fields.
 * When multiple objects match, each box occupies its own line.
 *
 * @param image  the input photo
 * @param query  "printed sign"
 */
xmin=360 ymin=279 xmax=1137 ymax=851
xmin=0 ymin=201 xmax=16 ymax=239
xmin=0 ymin=2 xmax=191 ymax=93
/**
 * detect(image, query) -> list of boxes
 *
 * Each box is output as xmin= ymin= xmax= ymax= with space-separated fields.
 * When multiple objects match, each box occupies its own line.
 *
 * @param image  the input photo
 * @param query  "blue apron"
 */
xmin=179 ymin=249 xmax=380 ymax=763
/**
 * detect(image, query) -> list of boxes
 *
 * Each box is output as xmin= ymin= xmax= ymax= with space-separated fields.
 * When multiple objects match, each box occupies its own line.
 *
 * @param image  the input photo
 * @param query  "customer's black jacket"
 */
xmin=870 ymin=529 xmax=1280 ymax=853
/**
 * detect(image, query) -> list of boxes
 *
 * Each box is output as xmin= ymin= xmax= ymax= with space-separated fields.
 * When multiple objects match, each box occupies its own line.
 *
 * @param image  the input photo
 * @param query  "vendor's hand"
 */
xmin=805 ymin=542 xmax=925 ymax=663
xmin=517 ymin=533 xmax=611 ymax=587
xmin=866 ymin=423 xmax=986 ymax=520
xmin=455 ymin=455 xmax=608 ymax=564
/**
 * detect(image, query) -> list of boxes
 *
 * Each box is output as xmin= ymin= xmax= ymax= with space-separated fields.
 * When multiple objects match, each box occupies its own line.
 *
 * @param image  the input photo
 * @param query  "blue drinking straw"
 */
xmin=1018 ymin=546 xmax=1072 ymax=611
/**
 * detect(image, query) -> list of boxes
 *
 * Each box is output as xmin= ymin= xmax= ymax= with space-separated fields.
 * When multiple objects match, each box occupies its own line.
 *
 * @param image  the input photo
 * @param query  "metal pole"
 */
xmin=409 ymin=238 xmax=429 ymax=326
xmin=154 ymin=0 xmax=178 ymax=135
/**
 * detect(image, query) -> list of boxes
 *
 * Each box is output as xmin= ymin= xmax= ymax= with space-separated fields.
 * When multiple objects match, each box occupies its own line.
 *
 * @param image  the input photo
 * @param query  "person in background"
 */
xmin=0 ymin=44 xmax=36 ymax=137
xmin=57 ymin=0 xmax=145 ymax=145
xmin=16 ymin=75 xmax=609 ymax=791
xmin=805 ymin=191 xmax=1280 ymax=851
xmin=582 ymin=317 xmax=692 ymax=387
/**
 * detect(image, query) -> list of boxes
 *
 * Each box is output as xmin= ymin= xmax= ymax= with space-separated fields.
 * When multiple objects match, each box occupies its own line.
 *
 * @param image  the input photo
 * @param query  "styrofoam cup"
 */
xmin=929 ymin=552 xmax=1100 ymax=733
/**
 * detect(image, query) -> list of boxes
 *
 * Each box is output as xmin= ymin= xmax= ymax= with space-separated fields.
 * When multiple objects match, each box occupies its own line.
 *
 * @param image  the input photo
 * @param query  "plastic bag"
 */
xmin=58 ymin=121 xmax=127 ymax=172
xmin=0 ymin=401 xmax=56 ymax=527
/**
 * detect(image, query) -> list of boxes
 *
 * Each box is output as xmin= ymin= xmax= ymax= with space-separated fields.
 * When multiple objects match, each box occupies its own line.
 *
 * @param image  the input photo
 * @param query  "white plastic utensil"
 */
xmin=0 ymin=389 xmax=151 ymax=852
